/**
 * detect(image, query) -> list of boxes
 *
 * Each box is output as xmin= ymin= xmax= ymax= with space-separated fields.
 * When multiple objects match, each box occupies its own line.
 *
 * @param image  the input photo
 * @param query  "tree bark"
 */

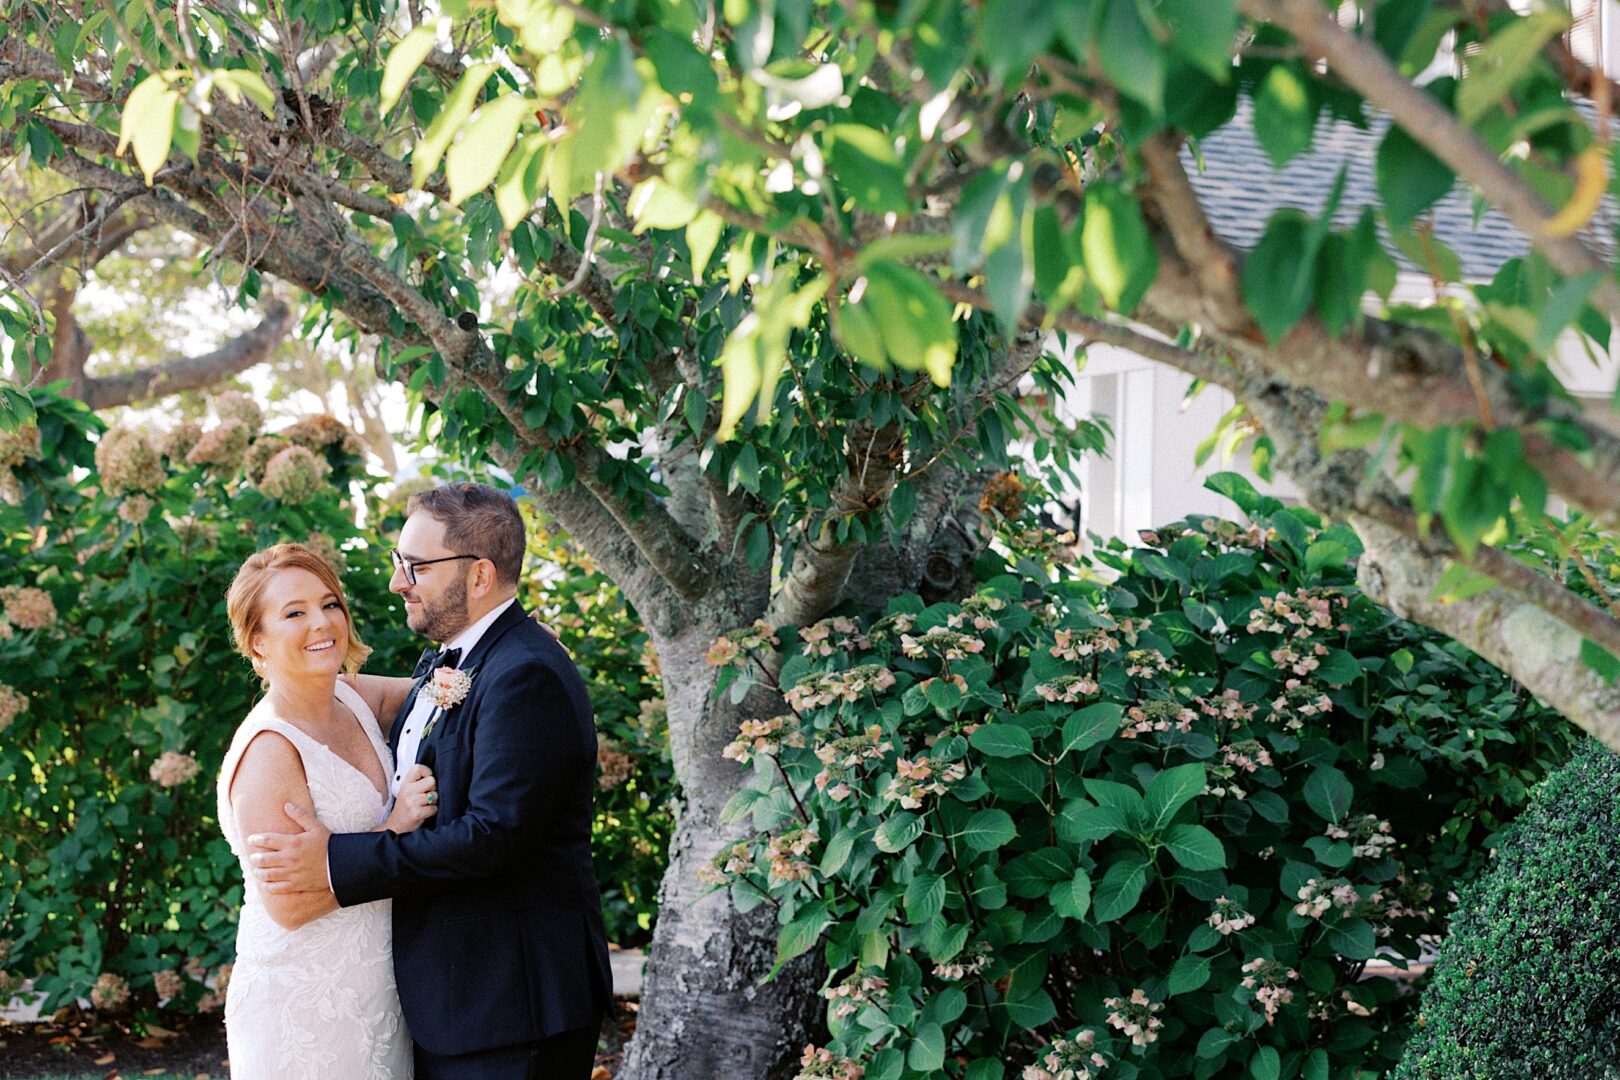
xmin=621 ymin=610 xmax=827 ymax=1080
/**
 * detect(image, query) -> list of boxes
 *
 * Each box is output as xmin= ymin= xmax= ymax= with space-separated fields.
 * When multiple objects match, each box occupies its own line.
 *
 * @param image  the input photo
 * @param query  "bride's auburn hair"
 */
xmin=227 ymin=543 xmax=372 ymax=676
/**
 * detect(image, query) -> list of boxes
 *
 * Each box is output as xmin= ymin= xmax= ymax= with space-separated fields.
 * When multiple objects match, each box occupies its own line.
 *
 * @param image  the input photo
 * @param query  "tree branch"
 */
xmin=1238 ymin=0 xmax=1620 ymax=323
xmin=80 ymin=300 xmax=295 ymax=409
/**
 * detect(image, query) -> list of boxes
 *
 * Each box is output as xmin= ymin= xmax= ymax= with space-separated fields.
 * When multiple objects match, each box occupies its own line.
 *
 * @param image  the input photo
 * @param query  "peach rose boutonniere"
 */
xmin=420 ymin=666 xmax=475 ymax=739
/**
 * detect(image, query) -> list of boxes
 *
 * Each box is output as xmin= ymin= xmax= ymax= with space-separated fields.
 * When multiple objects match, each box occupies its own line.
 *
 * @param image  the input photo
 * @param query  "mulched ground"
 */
xmin=1 ymin=1003 xmax=638 ymax=1079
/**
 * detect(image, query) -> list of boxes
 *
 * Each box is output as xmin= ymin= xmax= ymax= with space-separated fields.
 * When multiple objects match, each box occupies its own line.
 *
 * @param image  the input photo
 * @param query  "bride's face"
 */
xmin=251 ymin=568 xmax=351 ymax=682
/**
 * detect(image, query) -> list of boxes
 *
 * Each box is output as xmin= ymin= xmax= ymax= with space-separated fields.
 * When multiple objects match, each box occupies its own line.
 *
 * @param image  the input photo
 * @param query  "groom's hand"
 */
xmin=249 ymin=803 xmax=333 ymax=895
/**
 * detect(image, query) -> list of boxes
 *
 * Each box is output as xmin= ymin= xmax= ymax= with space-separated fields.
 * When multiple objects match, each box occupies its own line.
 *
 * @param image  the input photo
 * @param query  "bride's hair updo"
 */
xmin=227 ymin=543 xmax=371 ymax=675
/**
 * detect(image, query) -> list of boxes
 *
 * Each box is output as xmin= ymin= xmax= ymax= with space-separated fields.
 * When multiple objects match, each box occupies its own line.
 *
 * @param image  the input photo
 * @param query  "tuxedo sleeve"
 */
xmin=327 ymin=659 xmax=581 ymax=905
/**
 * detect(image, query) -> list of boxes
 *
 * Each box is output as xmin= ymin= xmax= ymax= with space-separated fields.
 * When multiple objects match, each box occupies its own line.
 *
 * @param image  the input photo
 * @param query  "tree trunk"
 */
xmin=620 ymin=609 xmax=825 ymax=1080
xmin=621 ymin=468 xmax=988 ymax=1078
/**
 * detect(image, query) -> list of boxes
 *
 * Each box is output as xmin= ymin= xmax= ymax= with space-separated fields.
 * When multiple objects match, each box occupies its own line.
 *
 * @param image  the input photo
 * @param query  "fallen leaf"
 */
xmin=134 ymin=1037 xmax=165 ymax=1049
xmin=94 ymin=1053 xmax=116 ymax=1064
xmin=144 ymin=1023 xmax=178 ymax=1038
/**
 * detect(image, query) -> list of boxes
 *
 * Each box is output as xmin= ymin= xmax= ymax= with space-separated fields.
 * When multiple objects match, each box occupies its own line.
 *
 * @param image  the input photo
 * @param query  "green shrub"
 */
xmin=1395 ymin=739 xmax=1620 ymax=1079
xmin=705 ymin=474 xmax=1577 ymax=1080
xmin=0 ymin=390 xmax=417 ymax=1017
xmin=0 ymin=388 xmax=674 ymax=1017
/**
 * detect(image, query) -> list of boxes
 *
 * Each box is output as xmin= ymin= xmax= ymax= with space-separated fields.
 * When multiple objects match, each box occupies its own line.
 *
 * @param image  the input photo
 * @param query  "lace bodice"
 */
xmin=216 ymin=681 xmax=412 ymax=1079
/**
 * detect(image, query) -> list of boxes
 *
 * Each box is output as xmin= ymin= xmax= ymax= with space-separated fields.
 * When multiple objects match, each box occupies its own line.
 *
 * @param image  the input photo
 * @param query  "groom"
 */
xmin=250 ymin=482 xmax=613 ymax=1079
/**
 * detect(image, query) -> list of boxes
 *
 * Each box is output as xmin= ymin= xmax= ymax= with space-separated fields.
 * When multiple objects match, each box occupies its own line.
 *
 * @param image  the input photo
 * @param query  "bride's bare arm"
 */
xmin=342 ymin=674 xmax=415 ymax=731
xmin=229 ymin=732 xmax=339 ymax=929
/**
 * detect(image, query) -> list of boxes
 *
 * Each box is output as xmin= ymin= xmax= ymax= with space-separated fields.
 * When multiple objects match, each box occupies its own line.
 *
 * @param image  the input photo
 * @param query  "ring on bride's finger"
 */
xmin=425 ymin=793 xmax=438 ymax=805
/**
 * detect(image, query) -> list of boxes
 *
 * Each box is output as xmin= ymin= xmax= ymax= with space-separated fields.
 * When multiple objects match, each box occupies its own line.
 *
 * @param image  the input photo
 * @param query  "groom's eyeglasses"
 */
xmin=391 ymin=549 xmax=485 ymax=586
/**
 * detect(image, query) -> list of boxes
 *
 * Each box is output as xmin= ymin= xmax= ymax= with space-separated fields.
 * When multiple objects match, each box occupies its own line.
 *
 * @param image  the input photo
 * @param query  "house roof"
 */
xmin=1181 ymin=97 xmax=1605 ymax=281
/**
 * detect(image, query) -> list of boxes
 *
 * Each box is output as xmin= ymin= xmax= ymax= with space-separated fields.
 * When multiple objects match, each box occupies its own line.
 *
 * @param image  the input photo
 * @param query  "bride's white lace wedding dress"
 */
xmin=216 ymin=680 xmax=412 ymax=1079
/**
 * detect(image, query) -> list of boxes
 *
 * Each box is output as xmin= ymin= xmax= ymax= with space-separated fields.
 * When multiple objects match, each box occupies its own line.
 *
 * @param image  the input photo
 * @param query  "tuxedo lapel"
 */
xmin=408 ymin=602 xmax=529 ymax=764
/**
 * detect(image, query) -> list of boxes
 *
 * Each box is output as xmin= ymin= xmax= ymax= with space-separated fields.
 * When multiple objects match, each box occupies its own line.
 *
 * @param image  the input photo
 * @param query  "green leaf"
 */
xmin=1244 ymin=210 xmax=1319 ymax=342
xmin=1377 ymin=123 xmax=1456 ymax=228
xmin=826 ymin=124 xmax=909 ymax=214
xmin=1000 ymin=988 xmax=1058 ymax=1030
xmin=906 ymin=872 xmax=947 ymax=923
xmin=628 ymin=177 xmax=699 ymax=233
xmin=1049 ymin=868 xmax=1092 ymax=919
xmin=908 ymin=1023 xmax=946 ymax=1072
xmin=1162 ymin=0 xmax=1237 ymax=81
xmin=875 ymin=811 xmax=925 ymax=853
xmin=381 ymin=25 xmax=438 ymax=115
xmin=1325 ymin=918 xmax=1377 ymax=960
xmin=413 ymin=63 xmax=498 ymax=189
xmin=1162 ymin=823 xmax=1226 ymax=871
xmin=211 ymin=69 xmax=277 ymax=116
xmin=1581 ymin=639 xmax=1620 ymax=685
xmin=1303 ymin=1049 xmax=1330 ymax=1080
xmin=1169 ymin=953 xmax=1212 ymax=995
xmin=1081 ymin=181 xmax=1158 ymax=313
xmin=778 ymin=900 xmax=832 ymax=962
xmin=1097 ymin=0 xmax=1164 ymax=112
xmin=1252 ymin=64 xmax=1316 ymax=167
xmin=1143 ymin=762 xmax=1207 ymax=831
xmin=860 ymin=262 xmax=958 ymax=387
xmin=1304 ymin=539 xmax=1349 ymax=576
xmin=970 ymin=722 xmax=1034 ymax=758
xmin=1092 ymin=855 xmax=1149 ymax=921
xmin=1197 ymin=1026 xmax=1238 ymax=1059
xmin=820 ymin=830 xmax=854 ymax=876
xmin=1456 ymin=10 xmax=1569 ymax=125
xmin=1057 ymin=798 xmax=1128 ymax=843
xmin=961 ymin=808 xmax=1018 ymax=851
xmin=446 ymin=93 xmax=532 ymax=205
xmin=1303 ymin=765 xmax=1354 ymax=823
xmin=117 ymin=72 xmax=180 ymax=186
xmin=1061 ymin=701 xmax=1122 ymax=756
xmin=686 ymin=211 xmax=725 ymax=284
xmin=1250 ymin=1045 xmax=1281 ymax=1080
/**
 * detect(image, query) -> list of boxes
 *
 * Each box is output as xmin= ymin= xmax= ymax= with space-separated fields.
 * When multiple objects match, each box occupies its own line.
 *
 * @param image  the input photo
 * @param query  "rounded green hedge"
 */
xmin=1396 ymin=739 xmax=1620 ymax=1079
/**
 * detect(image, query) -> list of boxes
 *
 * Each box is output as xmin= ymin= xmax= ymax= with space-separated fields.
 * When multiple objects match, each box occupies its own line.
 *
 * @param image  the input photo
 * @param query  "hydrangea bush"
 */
xmin=705 ymin=475 xmax=1577 ymax=1080
xmin=0 ymin=390 xmax=413 ymax=1018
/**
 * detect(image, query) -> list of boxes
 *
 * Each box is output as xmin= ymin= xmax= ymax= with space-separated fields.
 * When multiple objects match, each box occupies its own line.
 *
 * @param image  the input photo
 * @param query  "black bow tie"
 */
xmin=411 ymin=646 xmax=462 ymax=679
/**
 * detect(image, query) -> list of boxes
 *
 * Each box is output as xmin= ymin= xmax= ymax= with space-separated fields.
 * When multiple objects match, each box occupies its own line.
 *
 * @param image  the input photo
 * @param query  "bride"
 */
xmin=215 ymin=543 xmax=437 ymax=1079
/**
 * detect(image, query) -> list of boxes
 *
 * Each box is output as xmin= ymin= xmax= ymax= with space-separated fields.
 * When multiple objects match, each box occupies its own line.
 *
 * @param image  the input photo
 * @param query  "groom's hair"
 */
xmin=407 ymin=482 xmax=526 ymax=586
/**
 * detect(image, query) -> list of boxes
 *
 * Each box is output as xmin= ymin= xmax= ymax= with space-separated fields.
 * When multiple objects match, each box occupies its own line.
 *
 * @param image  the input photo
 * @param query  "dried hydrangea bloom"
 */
xmin=153 ymin=969 xmax=184 ymax=1001
xmin=118 ymin=493 xmax=156 ymax=525
xmin=158 ymin=420 xmax=204 ymax=462
xmin=90 ymin=972 xmax=130 ymax=1011
xmin=597 ymin=742 xmax=635 ymax=790
xmin=213 ymin=390 xmax=265 ymax=435
xmin=0 ymin=684 xmax=29 ymax=732
xmin=186 ymin=419 xmax=251 ymax=474
xmin=95 ymin=426 xmax=165 ymax=496
xmin=1 ymin=585 xmax=56 ymax=630
xmin=242 ymin=434 xmax=291 ymax=484
xmin=258 ymin=444 xmax=331 ymax=504
xmin=282 ymin=413 xmax=366 ymax=458
xmin=149 ymin=750 xmax=201 ymax=788
xmin=169 ymin=515 xmax=220 ymax=551
xmin=0 ymin=424 xmax=41 ymax=469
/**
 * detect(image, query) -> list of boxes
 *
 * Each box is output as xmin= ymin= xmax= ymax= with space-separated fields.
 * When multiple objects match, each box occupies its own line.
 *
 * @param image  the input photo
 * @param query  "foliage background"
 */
xmin=709 ymin=478 xmax=1580 ymax=1080
xmin=0 ymin=388 xmax=671 ymax=1015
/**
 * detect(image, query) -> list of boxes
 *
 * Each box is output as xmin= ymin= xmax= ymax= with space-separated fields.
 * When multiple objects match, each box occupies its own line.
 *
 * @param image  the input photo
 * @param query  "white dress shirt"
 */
xmin=390 ymin=597 xmax=517 ymax=797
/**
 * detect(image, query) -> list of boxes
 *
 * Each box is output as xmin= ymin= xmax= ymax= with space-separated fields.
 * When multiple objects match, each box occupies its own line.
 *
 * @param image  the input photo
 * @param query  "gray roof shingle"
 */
xmin=1182 ymin=96 xmax=1608 ymax=280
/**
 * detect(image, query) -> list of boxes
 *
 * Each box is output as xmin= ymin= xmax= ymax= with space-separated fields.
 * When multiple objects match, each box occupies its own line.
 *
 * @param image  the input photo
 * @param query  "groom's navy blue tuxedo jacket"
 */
xmin=329 ymin=602 xmax=613 ymax=1057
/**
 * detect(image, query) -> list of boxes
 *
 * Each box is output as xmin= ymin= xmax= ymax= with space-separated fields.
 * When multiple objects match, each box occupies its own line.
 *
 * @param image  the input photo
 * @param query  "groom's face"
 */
xmin=390 ymin=512 xmax=472 ymax=643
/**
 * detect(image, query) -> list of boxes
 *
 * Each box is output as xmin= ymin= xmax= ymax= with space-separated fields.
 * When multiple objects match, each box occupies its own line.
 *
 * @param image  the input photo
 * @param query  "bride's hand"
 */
xmin=380 ymin=764 xmax=437 ymax=834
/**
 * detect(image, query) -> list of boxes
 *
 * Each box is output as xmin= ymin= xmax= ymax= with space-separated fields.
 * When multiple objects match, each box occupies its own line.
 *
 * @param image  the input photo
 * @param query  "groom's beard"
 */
xmin=410 ymin=574 xmax=471 ymax=643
